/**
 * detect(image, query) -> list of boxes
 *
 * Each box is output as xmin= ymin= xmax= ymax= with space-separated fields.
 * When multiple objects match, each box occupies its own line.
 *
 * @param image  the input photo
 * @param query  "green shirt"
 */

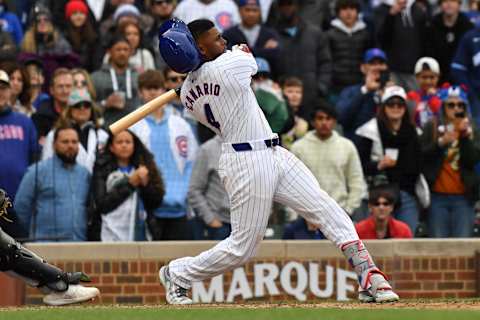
xmin=255 ymin=88 xmax=289 ymax=133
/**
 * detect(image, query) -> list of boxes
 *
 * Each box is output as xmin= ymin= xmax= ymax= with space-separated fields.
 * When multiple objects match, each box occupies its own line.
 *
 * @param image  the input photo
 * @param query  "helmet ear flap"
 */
xmin=158 ymin=19 xmax=202 ymax=73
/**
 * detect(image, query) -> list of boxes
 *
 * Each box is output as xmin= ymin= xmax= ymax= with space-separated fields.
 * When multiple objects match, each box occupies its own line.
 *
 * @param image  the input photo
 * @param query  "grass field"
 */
xmin=2 ymin=302 xmax=480 ymax=320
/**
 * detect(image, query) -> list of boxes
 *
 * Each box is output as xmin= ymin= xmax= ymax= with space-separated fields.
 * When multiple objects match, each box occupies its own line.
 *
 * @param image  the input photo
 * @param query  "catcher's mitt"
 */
xmin=0 ymin=189 xmax=12 ymax=222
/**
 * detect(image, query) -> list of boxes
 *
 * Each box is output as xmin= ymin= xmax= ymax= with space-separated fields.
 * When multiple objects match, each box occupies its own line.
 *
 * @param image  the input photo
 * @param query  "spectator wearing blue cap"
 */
xmin=420 ymin=84 xmax=480 ymax=237
xmin=223 ymin=0 xmax=280 ymax=72
xmin=374 ymin=0 xmax=429 ymax=92
xmin=327 ymin=0 xmax=372 ymax=103
xmin=337 ymin=48 xmax=389 ymax=144
xmin=252 ymin=57 xmax=290 ymax=133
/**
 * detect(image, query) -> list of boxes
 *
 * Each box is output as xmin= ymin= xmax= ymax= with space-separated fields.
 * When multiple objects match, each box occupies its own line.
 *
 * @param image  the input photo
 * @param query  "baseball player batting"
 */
xmin=136 ymin=19 xmax=399 ymax=304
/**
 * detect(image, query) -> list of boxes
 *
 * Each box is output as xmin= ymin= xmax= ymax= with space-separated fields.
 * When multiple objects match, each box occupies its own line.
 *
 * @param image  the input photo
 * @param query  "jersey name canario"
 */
xmin=180 ymin=49 xmax=273 ymax=143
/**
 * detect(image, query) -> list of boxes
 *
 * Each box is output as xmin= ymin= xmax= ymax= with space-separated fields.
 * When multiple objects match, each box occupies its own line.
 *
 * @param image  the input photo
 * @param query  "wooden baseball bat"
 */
xmin=109 ymin=88 xmax=180 ymax=135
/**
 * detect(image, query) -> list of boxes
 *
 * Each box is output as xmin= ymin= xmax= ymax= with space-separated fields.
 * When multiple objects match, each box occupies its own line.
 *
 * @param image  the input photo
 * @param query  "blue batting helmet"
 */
xmin=158 ymin=19 xmax=202 ymax=73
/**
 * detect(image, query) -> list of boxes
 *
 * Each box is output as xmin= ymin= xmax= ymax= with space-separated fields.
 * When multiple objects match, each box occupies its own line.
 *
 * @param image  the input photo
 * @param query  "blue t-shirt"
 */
xmin=0 ymin=11 xmax=23 ymax=45
xmin=0 ymin=108 xmax=38 ymax=198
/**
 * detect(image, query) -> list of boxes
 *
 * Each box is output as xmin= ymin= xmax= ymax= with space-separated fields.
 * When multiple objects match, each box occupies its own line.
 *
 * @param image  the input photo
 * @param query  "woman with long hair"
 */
xmin=21 ymin=5 xmax=72 ymax=55
xmin=71 ymin=68 xmax=97 ymax=102
xmin=103 ymin=21 xmax=155 ymax=73
xmin=420 ymin=85 xmax=480 ymax=237
xmin=64 ymin=0 xmax=100 ymax=71
xmin=90 ymin=130 xmax=164 ymax=241
xmin=41 ymin=88 xmax=107 ymax=172
xmin=0 ymin=61 xmax=33 ymax=116
xmin=356 ymin=85 xmax=423 ymax=235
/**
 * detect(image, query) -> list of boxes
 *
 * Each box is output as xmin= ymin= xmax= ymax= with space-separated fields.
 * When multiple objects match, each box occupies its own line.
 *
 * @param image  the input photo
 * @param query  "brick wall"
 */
xmin=23 ymin=253 xmax=479 ymax=304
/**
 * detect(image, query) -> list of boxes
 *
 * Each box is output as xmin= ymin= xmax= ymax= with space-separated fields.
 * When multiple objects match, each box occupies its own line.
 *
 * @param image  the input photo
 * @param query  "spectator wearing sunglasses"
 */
xmin=355 ymin=186 xmax=412 ymax=239
xmin=161 ymin=66 xmax=200 ymax=139
xmin=420 ymin=85 xmax=480 ymax=237
xmin=163 ymin=66 xmax=186 ymax=112
xmin=356 ymin=85 xmax=423 ymax=234
xmin=21 ymin=5 xmax=72 ymax=56
xmin=72 ymin=68 xmax=97 ymax=101
xmin=41 ymin=88 xmax=108 ymax=173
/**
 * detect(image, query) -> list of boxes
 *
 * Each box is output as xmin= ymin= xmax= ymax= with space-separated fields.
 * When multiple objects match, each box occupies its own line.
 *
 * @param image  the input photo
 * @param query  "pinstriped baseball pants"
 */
xmin=168 ymin=145 xmax=359 ymax=289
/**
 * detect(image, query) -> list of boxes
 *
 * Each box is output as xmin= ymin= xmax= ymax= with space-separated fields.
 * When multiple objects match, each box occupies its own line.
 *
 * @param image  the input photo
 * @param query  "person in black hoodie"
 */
xmin=89 ymin=129 xmax=164 ymax=241
xmin=374 ymin=0 xmax=429 ymax=91
xmin=270 ymin=0 xmax=332 ymax=120
xmin=425 ymin=0 xmax=474 ymax=84
xmin=327 ymin=0 xmax=371 ymax=100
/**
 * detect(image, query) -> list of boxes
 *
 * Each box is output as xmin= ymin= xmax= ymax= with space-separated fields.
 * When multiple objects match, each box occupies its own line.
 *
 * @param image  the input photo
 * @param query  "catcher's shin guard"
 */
xmin=0 ymin=227 xmax=79 ymax=292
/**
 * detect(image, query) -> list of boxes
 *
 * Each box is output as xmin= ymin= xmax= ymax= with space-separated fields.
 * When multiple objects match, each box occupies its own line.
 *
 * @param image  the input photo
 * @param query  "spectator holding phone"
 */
xmin=420 ymin=85 xmax=480 ymax=237
xmin=337 ymin=48 xmax=389 ymax=144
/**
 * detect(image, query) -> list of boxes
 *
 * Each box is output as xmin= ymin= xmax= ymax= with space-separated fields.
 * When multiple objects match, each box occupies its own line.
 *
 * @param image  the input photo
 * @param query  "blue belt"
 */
xmin=231 ymin=137 xmax=280 ymax=152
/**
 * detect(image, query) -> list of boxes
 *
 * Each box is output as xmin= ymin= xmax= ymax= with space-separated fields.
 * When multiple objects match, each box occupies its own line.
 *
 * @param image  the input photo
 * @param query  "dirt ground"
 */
xmin=2 ymin=300 xmax=480 ymax=311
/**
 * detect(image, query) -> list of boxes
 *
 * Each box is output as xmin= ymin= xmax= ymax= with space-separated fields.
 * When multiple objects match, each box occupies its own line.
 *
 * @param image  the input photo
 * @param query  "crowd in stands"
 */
xmin=1 ymin=0 xmax=480 ymax=243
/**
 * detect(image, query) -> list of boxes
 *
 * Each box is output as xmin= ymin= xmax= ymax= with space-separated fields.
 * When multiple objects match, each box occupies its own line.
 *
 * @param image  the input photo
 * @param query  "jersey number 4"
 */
xmin=204 ymin=103 xmax=220 ymax=131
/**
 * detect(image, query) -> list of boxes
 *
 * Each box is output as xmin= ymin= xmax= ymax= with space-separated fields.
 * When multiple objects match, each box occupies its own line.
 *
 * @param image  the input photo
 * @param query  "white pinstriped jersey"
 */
xmin=180 ymin=49 xmax=273 ymax=143
xmin=169 ymin=42 xmax=367 ymax=298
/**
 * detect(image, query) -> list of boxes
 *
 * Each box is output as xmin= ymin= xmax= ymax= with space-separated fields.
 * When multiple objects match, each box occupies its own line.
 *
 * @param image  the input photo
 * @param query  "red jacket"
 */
xmin=355 ymin=216 xmax=413 ymax=239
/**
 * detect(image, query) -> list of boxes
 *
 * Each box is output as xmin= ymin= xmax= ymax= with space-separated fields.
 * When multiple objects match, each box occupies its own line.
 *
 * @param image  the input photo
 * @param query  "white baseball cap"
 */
xmin=381 ymin=85 xmax=407 ymax=103
xmin=414 ymin=57 xmax=440 ymax=75
xmin=0 ymin=70 xmax=9 ymax=86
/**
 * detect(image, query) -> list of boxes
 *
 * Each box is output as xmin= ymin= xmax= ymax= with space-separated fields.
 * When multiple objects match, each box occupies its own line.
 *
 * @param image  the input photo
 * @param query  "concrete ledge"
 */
xmin=24 ymin=239 xmax=480 ymax=261
xmin=393 ymin=238 xmax=480 ymax=256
